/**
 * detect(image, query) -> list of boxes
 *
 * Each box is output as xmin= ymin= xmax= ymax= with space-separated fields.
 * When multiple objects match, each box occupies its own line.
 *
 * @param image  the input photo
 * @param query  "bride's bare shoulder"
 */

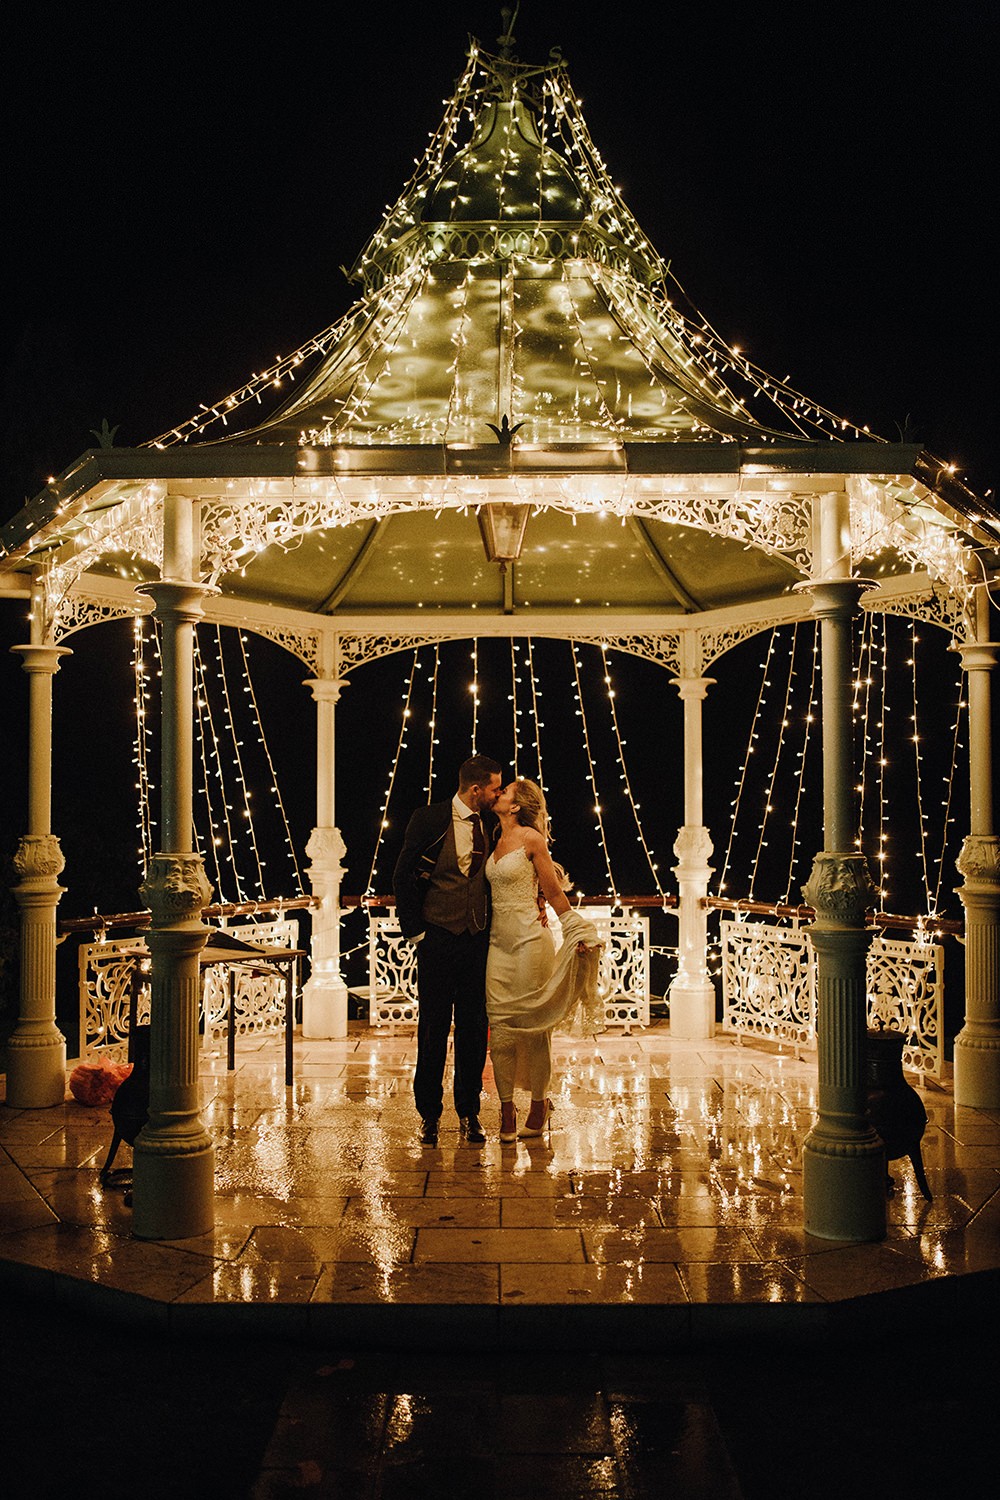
xmin=520 ymin=827 xmax=547 ymax=857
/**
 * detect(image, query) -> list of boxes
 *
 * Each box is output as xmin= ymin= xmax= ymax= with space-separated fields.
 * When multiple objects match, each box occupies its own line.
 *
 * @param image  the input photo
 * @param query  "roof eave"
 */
xmin=4 ymin=440 xmax=996 ymax=571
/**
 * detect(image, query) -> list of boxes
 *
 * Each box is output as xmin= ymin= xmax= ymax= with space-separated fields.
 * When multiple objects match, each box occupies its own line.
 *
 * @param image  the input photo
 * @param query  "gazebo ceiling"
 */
xmin=1 ymin=38 xmax=997 ymax=619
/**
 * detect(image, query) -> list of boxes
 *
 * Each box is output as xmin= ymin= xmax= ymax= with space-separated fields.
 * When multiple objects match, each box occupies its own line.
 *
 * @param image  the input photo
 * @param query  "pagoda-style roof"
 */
xmin=0 ymin=38 xmax=996 ymax=630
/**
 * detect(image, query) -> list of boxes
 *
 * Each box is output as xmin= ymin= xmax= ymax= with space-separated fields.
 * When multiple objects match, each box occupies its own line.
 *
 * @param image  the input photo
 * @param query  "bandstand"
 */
xmin=2 ymin=33 xmax=998 ymax=1250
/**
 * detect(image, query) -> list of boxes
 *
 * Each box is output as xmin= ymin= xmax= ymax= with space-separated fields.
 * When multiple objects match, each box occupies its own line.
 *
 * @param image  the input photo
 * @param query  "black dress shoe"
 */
xmin=419 ymin=1118 xmax=439 ymax=1147
xmin=459 ymin=1115 xmax=486 ymax=1145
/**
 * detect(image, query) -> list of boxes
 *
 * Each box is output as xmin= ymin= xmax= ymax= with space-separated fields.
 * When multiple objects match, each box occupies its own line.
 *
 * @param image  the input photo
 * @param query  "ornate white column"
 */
xmin=6 ymin=629 xmax=71 ymax=1109
xmin=669 ymin=657 xmax=717 ymax=1039
xmin=131 ymin=493 xmax=215 ymax=1239
xmin=302 ymin=672 xmax=349 ymax=1039
xmin=953 ymin=586 xmax=1000 ymax=1107
xmin=800 ymin=489 xmax=885 ymax=1242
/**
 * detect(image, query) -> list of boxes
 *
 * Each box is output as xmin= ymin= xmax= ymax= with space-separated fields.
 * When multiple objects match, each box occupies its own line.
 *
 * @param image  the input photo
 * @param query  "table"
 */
xmin=126 ymin=939 xmax=305 ymax=1086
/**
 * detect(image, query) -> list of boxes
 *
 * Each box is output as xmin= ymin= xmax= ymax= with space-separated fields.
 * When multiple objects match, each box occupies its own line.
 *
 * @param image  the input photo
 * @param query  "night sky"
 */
xmin=3 ymin=2 xmax=996 ymax=509
xmin=1 ymin=3 xmax=995 ymax=972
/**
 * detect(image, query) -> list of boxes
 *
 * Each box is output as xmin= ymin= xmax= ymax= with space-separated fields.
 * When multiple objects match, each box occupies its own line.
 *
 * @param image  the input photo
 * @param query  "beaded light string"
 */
xmin=525 ymin=637 xmax=546 ymax=795
xmin=570 ymin=640 xmax=619 ymax=907
xmin=930 ymin=671 xmax=967 ymax=919
xmin=718 ymin=628 xmax=780 ymax=898
xmin=237 ymin=630 xmax=305 ymax=895
xmin=132 ymin=615 xmax=158 ymax=873
xmin=599 ymin=644 xmax=665 ymax=900
xmin=907 ymin=622 xmax=936 ymax=913
xmin=747 ymin=627 xmax=798 ymax=901
xmin=509 ymin=639 xmax=520 ymax=779
xmin=192 ymin=632 xmax=238 ymax=899
xmin=780 ymin=623 xmax=820 ymax=905
xmin=363 ymin=649 xmax=419 ymax=899
xmin=469 ymin=639 xmax=480 ymax=753
xmin=425 ymin=643 xmax=441 ymax=803
xmin=213 ymin=625 xmax=266 ymax=896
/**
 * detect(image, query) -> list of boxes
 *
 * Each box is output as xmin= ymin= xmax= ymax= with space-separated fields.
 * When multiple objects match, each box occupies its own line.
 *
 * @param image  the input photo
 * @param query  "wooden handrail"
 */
xmin=704 ymin=895 xmax=963 ymax=936
xmin=59 ymin=895 xmax=319 ymax=935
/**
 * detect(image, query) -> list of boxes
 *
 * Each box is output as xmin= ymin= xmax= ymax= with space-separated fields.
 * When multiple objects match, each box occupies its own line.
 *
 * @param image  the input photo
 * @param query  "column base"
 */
xmin=131 ymin=1135 xmax=215 ymax=1240
xmin=954 ymin=1029 xmax=1000 ymax=1109
xmin=302 ymin=973 xmax=349 ymax=1039
xmin=668 ymin=979 xmax=716 ymax=1040
xmin=803 ymin=1130 xmax=887 ymax=1242
xmin=3 ymin=1027 xmax=67 ymax=1109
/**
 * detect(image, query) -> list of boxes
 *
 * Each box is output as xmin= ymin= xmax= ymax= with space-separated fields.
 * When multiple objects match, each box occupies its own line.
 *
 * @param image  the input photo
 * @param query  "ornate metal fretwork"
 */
xmin=696 ymin=616 xmax=807 ymax=672
xmin=337 ymin=631 xmax=451 ymax=675
xmin=38 ymin=490 xmax=163 ymax=640
xmin=78 ymin=917 xmax=300 ymax=1062
xmin=202 ymin=917 xmax=301 ymax=1045
xmin=237 ymin=621 xmax=323 ymax=674
xmin=571 ymin=634 xmax=682 ymax=673
xmin=368 ymin=916 xmax=419 ymax=1030
xmin=721 ymin=919 xmax=815 ymax=1048
xmin=849 ymin=477 xmax=973 ymax=619
xmin=366 ymin=909 xmax=649 ymax=1033
xmin=78 ymin=936 xmax=149 ymax=1061
xmin=197 ymin=478 xmax=814 ymax=586
xmin=865 ymin=586 xmax=971 ymax=640
xmin=53 ymin=591 xmax=154 ymax=642
xmin=721 ymin=917 xmax=944 ymax=1076
xmin=867 ymin=935 xmax=944 ymax=1077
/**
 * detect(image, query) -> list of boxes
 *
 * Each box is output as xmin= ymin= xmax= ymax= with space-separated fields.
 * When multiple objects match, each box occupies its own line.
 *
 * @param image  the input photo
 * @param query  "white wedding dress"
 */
xmin=486 ymin=847 xmax=603 ymax=1099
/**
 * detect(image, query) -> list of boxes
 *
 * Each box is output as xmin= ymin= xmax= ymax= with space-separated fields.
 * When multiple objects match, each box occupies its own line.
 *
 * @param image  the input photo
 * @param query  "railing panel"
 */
xmin=721 ymin=917 xmax=945 ymax=1077
xmin=78 ymin=917 xmax=299 ymax=1061
xmin=367 ymin=908 xmax=649 ymax=1033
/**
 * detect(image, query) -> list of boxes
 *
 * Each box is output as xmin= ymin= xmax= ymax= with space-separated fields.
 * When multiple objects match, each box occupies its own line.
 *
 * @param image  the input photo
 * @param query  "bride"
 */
xmin=485 ymin=778 xmax=603 ymax=1142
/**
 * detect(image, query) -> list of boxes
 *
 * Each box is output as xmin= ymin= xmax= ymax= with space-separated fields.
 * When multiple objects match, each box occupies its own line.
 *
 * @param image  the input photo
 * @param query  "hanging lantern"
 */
xmin=476 ymin=502 xmax=531 ymax=567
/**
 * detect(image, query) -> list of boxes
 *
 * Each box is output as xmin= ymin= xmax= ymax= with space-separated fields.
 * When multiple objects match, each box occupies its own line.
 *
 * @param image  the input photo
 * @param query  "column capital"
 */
xmin=10 ymin=643 xmax=71 ymax=675
xmin=795 ymin=577 xmax=875 ymax=620
xmin=137 ymin=580 xmax=218 ymax=624
xmin=802 ymin=851 xmax=876 ymax=928
xmin=953 ymin=640 xmax=1000 ymax=673
xmin=304 ymin=676 xmax=349 ymax=705
xmin=670 ymin=675 xmax=715 ymax=701
xmin=957 ymin=834 xmax=1000 ymax=886
xmin=12 ymin=833 xmax=65 ymax=883
xmin=140 ymin=852 xmax=213 ymax=927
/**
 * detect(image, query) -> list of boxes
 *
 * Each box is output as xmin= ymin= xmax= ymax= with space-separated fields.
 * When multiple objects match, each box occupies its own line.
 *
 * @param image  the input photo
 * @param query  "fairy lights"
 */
xmin=469 ymin=638 xmax=480 ymax=752
xmin=132 ymin=616 xmax=157 ymax=873
xmin=599 ymin=643 xmax=665 ymax=901
xmin=237 ymin=631 xmax=305 ymax=895
xmin=144 ymin=41 xmax=898 ymax=461
xmin=780 ymin=624 xmax=820 ymax=905
xmin=363 ymin=650 xmax=420 ymax=899
xmin=570 ymin=640 xmax=619 ymax=908
xmin=192 ymin=632 xmax=242 ymax=900
xmin=425 ymin=643 xmax=441 ymax=802
xmin=525 ymin=637 xmax=546 ymax=798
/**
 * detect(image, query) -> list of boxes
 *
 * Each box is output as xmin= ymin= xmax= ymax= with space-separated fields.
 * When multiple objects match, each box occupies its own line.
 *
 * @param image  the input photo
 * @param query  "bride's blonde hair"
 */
xmin=511 ymin=779 xmax=572 ymax=890
xmin=510 ymin=778 xmax=550 ymax=839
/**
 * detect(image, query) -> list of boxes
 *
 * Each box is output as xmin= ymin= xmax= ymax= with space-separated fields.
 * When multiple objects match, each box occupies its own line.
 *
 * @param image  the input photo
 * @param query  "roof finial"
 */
xmin=497 ymin=3 xmax=519 ymax=61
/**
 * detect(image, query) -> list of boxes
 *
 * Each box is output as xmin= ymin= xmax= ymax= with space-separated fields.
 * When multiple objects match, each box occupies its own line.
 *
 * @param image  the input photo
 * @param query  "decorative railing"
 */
xmin=364 ymin=905 xmax=650 ymax=1034
xmin=720 ymin=916 xmax=945 ymax=1077
xmin=78 ymin=915 xmax=301 ymax=1062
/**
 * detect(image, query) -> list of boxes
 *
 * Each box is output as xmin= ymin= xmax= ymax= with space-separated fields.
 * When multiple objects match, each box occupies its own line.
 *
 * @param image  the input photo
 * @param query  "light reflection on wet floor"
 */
xmin=2 ymin=1023 xmax=1000 ymax=1318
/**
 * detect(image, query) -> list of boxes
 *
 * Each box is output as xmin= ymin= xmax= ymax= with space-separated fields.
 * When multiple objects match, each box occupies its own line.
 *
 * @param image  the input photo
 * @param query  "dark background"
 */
xmin=1 ymin=2 xmax=994 ymax=1030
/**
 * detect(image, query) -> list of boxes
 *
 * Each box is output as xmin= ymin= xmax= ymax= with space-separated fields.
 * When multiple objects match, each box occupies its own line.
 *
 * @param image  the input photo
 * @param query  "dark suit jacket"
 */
xmin=392 ymin=799 xmax=496 ymax=940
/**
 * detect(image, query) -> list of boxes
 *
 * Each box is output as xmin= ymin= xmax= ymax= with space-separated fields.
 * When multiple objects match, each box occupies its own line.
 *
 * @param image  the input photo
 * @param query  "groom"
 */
xmin=393 ymin=754 xmax=503 ymax=1146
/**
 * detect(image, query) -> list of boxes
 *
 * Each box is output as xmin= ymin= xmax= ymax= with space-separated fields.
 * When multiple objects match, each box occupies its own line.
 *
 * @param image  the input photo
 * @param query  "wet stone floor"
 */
xmin=2 ymin=1292 xmax=996 ymax=1499
xmin=2 ymin=1022 xmax=999 ymax=1344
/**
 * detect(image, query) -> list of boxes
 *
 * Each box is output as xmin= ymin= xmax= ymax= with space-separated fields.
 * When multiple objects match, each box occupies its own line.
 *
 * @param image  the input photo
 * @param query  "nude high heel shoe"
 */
xmin=499 ymin=1104 xmax=517 ymax=1143
xmin=517 ymin=1099 xmax=553 ymax=1139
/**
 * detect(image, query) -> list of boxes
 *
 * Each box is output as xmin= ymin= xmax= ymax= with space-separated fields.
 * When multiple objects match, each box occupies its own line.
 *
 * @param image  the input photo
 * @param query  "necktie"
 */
xmin=469 ymin=813 xmax=485 ymax=877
